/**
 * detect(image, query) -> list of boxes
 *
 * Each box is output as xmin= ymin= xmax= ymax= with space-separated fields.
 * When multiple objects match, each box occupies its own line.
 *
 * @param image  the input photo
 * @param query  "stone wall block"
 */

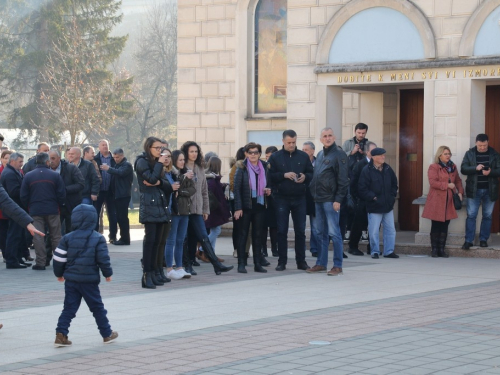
xmin=288 ymin=27 xmax=318 ymax=45
xmin=207 ymin=5 xmax=225 ymax=19
xmin=452 ymin=0 xmax=479 ymax=15
xmin=225 ymin=67 xmax=236 ymax=80
xmin=246 ymin=120 xmax=272 ymax=130
xmin=319 ymin=0 xmax=342 ymax=5
xmin=434 ymin=117 xmax=446 ymax=135
xmin=178 ymin=68 xmax=196 ymax=83
xmin=195 ymin=68 xmax=207 ymax=82
xmin=219 ymin=20 xmax=232 ymax=35
xmin=342 ymin=92 xmax=353 ymax=109
xmin=224 ymin=128 xmax=235 ymax=143
xmin=195 ymin=6 xmax=207 ymax=21
xmin=311 ymin=7 xmax=326 ymax=25
xmin=196 ymin=36 xmax=208 ymax=52
xmin=435 ymin=97 xmax=458 ymax=116
xmin=219 ymin=113 xmax=231 ymax=127
xmin=202 ymin=83 xmax=218 ymax=97
xmin=225 ymin=4 xmax=236 ymax=18
xmin=288 ymin=46 xmax=311 ymax=63
xmin=202 ymin=21 xmax=219 ymax=35
xmin=178 ymin=38 xmax=196 ymax=54
xmin=178 ymin=53 xmax=201 ymax=69
xmin=178 ymin=83 xmax=201 ymax=98
xmin=435 ymin=81 xmax=449 ymax=96
xmin=201 ymin=113 xmax=219 ymax=127
xmin=288 ymin=102 xmax=316 ymax=119
xmin=344 ymin=108 xmax=359 ymax=124
xmin=436 ymin=38 xmax=451 ymax=58
xmin=435 ymin=0 xmax=452 ymax=15
xmin=225 ymin=36 xmax=236 ymax=50
xmin=178 ymin=129 xmax=196 ymax=144
xmin=178 ymin=7 xmax=196 ymax=22
xmin=201 ymin=52 xmax=219 ymax=66
xmin=219 ymin=51 xmax=234 ymax=66
xmin=206 ymin=128 xmax=224 ymax=142
xmin=271 ymin=118 xmax=287 ymax=129
xmin=178 ymin=99 xmax=196 ymax=113
xmin=178 ymin=22 xmax=202 ymax=37
xmin=446 ymin=117 xmax=457 ymax=136
xmin=326 ymin=5 xmax=343 ymax=20
xmin=310 ymin=44 xmax=318 ymax=64
xmin=219 ymin=82 xmax=231 ymax=97
xmin=178 ymin=0 xmax=201 ymax=6
xmin=288 ymin=65 xmax=317 ymax=82
xmin=196 ymin=98 xmax=207 ymax=112
xmin=428 ymin=18 xmax=442 ymax=38
xmin=207 ymin=98 xmax=225 ymax=111
xmin=288 ymin=0 xmax=318 ymax=8
xmin=442 ymin=16 xmax=469 ymax=35
xmin=413 ymin=0 xmax=434 ymax=16
xmin=288 ymin=84 xmax=310 ymax=101
xmin=225 ymin=97 xmax=235 ymax=111
xmin=178 ymin=113 xmax=201 ymax=127
xmin=195 ymin=128 xmax=207 ymax=142
xmin=207 ymin=37 xmax=225 ymax=51
xmin=287 ymin=120 xmax=310 ymax=136
xmin=288 ymin=8 xmax=311 ymax=26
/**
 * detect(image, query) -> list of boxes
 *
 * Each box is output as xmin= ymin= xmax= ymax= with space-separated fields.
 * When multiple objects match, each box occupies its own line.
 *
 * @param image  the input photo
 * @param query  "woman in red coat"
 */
xmin=422 ymin=146 xmax=464 ymax=257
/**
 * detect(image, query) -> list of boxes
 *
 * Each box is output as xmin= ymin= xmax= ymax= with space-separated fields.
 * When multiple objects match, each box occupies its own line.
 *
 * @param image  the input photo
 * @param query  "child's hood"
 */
xmin=71 ymin=204 xmax=98 ymax=231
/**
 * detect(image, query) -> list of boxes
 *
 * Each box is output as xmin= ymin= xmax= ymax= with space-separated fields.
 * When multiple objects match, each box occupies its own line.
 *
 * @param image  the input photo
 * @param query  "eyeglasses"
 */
xmin=150 ymin=146 xmax=162 ymax=151
xmin=163 ymin=155 xmax=171 ymax=159
xmin=443 ymin=153 xmax=452 ymax=156
xmin=247 ymin=151 xmax=260 ymax=155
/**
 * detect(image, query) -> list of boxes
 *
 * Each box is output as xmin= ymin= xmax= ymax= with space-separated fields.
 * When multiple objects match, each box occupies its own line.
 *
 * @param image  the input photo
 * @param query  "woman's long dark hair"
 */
xmin=172 ymin=150 xmax=187 ymax=174
xmin=143 ymin=136 xmax=163 ymax=163
xmin=181 ymin=141 xmax=203 ymax=167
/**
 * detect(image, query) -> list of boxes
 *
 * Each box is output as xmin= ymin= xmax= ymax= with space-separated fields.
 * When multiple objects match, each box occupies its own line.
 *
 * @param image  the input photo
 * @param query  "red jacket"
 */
xmin=422 ymin=163 xmax=464 ymax=222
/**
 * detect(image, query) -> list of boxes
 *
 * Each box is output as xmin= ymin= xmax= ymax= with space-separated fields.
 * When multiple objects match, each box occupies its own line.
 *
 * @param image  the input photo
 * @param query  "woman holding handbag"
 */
xmin=422 ymin=146 xmax=464 ymax=258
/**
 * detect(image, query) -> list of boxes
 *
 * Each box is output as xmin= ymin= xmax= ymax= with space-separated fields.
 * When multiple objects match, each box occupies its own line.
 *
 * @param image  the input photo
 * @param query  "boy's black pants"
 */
xmin=56 ymin=281 xmax=111 ymax=338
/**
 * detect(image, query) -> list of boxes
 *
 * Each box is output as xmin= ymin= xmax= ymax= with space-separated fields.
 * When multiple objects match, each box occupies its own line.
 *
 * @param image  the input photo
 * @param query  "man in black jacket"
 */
xmin=67 ymin=147 xmax=100 ymax=205
xmin=21 ymin=153 xmax=66 ymax=270
xmin=358 ymin=148 xmax=399 ymax=259
xmin=101 ymin=148 xmax=133 ymax=245
xmin=1 ymin=152 xmax=31 ymax=268
xmin=308 ymin=128 xmax=349 ymax=276
xmin=49 ymin=150 xmax=84 ymax=234
xmin=22 ymin=142 xmax=50 ymax=174
xmin=267 ymin=130 xmax=314 ymax=271
xmin=348 ymin=141 xmax=377 ymax=255
xmin=94 ymin=140 xmax=117 ymax=243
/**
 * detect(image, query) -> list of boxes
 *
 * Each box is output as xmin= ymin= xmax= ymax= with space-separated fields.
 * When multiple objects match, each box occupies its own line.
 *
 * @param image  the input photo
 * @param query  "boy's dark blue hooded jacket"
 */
xmin=53 ymin=204 xmax=112 ymax=283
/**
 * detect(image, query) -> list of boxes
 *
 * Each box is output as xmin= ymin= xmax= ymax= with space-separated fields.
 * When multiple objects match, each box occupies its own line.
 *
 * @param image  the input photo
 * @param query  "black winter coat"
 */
xmin=350 ymin=157 xmax=369 ymax=201
xmin=134 ymin=153 xmax=173 ymax=224
xmin=0 ymin=164 xmax=24 ymax=207
xmin=171 ymin=168 xmax=196 ymax=216
xmin=60 ymin=160 xmax=85 ymax=211
xmin=21 ymin=165 xmax=66 ymax=216
xmin=267 ymin=147 xmax=314 ymax=197
xmin=205 ymin=173 xmax=231 ymax=228
xmin=106 ymin=158 xmax=134 ymax=199
xmin=460 ymin=146 xmax=500 ymax=201
xmin=77 ymin=158 xmax=100 ymax=199
xmin=0 ymin=184 xmax=33 ymax=227
xmin=53 ymin=204 xmax=112 ymax=284
xmin=22 ymin=156 xmax=37 ymax=175
xmin=234 ymin=159 xmax=267 ymax=211
xmin=358 ymin=161 xmax=398 ymax=214
xmin=309 ymin=143 xmax=349 ymax=203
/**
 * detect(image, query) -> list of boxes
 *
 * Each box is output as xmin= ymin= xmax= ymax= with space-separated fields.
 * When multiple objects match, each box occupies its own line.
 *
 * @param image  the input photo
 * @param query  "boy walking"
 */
xmin=53 ymin=204 xmax=118 ymax=347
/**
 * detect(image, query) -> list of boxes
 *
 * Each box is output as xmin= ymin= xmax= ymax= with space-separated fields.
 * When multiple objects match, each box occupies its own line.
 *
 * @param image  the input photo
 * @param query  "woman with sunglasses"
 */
xmin=181 ymin=141 xmax=233 ymax=275
xmin=135 ymin=137 xmax=175 ymax=289
xmin=422 ymin=146 xmax=463 ymax=258
xmin=164 ymin=150 xmax=195 ymax=280
xmin=233 ymin=142 xmax=271 ymax=273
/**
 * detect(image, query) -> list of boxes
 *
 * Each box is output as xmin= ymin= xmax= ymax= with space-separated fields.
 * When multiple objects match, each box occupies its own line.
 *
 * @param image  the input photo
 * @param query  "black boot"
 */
xmin=200 ymin=238 xmax=233 ymax=275
xmin=151 ymin=270 xmax=164 ymax=286
xmin=142 ymin=272 xmax=156 ymax=289
xmin=184 ymin=261 xmax=197 ymax=276
xmin=430 ymin=232 xmax=440 ymax=258
xmin=253 ymin=247 xmax=267 ymax=273
xmin=438 ymin=232 xmax=449 ymax=258
xmin=238 ymin=261 xmax=247 ymax=273
xmin=158 ymin=267 xmax=171 ymax=283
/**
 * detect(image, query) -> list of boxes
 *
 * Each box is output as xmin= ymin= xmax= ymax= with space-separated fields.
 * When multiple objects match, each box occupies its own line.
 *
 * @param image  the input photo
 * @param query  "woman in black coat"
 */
xmin=233 ymin=142 xmax=271 ymax=273
xmin=134 ymin=137 xmax=175 ymax=289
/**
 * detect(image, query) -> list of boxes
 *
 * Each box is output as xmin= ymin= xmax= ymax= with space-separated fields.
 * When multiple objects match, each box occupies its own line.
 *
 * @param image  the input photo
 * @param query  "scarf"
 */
xmin=438 ymin=160 xmax=455 ymax=173
xmin=246 ymin=159 xmax=266 ymax=205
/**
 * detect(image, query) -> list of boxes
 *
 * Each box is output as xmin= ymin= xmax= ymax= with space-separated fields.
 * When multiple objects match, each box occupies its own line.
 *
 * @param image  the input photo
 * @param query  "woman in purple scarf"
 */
xmin=233 ymin=142 xmax=271 ymax=273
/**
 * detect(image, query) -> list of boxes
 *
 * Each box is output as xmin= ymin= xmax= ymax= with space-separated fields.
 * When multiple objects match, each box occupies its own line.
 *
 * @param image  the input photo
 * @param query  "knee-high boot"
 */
xmin=430 ymin=232 xmax=440 ymax=258
xmin=183 ymin=238 xmax=197 ymax=276
xmin=438 ymin=232 xmax=449 ymax=258
xmin=200 ymin=238 xmax=234 ymax=275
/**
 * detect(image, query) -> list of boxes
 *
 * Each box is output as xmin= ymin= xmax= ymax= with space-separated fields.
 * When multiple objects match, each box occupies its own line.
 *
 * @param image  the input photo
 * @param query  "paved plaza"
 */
xmin=1 ymin=229 xmax=500 ymax=374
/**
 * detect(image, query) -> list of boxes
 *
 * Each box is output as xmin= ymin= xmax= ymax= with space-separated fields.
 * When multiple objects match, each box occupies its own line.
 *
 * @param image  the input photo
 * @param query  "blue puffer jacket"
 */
xmin=53 ymin=204 xmax=112 ymax=283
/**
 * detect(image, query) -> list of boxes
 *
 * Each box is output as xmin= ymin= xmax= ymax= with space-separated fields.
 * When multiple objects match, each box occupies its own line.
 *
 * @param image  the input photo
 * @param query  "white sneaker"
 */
xmin=361 ymin=231 xmax=369 ymax=242
xmin=233 ymin=250 xmax=237 ymax=258
xmin=344 ymin=231 xmax=351 ymax=242
xmin=166 ymin=269 xmax=183 ymax=280
xmin=176 ymin=268 xmax=191 ymax=279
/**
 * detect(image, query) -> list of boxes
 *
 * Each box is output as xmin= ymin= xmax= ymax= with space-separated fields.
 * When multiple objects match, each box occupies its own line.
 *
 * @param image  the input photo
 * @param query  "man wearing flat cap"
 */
xmin=358 ymin=147 xmax=399 ymax=259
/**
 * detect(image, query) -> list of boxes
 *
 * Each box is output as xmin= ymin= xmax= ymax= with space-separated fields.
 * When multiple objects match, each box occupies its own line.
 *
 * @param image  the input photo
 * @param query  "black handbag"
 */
xmin=449 ymin=177 xmax=461 ymax=210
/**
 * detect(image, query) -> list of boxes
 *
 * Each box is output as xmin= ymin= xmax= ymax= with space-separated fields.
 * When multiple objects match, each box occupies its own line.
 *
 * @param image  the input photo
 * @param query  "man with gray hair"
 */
xmin=302 ymin=141 xmax=318 ymax=257
xmin=100 ymin=148 xmax=133 ymax=245
xmin=23 ymin=142 xmax=50 ymax=174
xmin=308 ymin=128 xmax=349 ymax=276
xmin=21 ymin=152 xmax=66 ymax=270
xmin=67 ymin=147 xmax=100 ymax=205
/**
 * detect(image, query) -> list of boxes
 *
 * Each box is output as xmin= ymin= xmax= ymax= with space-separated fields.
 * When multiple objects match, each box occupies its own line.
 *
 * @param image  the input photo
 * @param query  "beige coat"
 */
xmin=189 ymin=163 xmax=209 ymax=215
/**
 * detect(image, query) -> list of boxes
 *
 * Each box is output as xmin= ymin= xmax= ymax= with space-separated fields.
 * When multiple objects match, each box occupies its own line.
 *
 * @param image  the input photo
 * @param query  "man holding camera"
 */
xmin=267 ymin=130 xmax=314 ymax=271
xmin=461 ymin=133 xmax=500 ymax=249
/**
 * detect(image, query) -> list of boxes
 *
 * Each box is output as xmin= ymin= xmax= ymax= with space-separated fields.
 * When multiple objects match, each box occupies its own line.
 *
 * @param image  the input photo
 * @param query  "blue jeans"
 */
xmin=187 ymin=214 xmax=211 ymax=261
xmin=165 ymin=215 xmax=189 ymax=268
xmin=274 ymin=196 xmax=307 ymax=265
xmin=56 ymin=280 xmax=111 ymax=338
xmin=368 ymin=211 xmax=396 ymax=256
xmin=314 ymin=202 xmax=343 ymax=268
xmin=465 ymin=189 xmax=496 ymax=242
xmin=309 ymin=215 xmax=318 ymax=254
xmin=208 ymin=225 xmax=222 ymax=249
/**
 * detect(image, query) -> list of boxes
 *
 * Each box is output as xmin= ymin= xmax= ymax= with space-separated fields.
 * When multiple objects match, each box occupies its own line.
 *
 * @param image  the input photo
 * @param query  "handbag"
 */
xmin=449 ymin=177 xmax=461 ymax=210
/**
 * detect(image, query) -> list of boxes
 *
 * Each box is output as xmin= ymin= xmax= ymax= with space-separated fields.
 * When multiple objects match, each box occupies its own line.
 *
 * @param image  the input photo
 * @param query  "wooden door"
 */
xmin=399 ymin=89 xmax=424 ymax=231
xmin=485 ymin=86 xmax=500 ymax=233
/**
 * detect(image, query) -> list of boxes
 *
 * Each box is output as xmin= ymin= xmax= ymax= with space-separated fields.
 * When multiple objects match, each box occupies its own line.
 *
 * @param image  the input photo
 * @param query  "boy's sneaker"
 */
xmin=167 ymin=269 xmax=183 ymax=280
xmin=54 ymin=333 xmax=72 ymax=347
xmin=103 ymin=331 xmax=118 ymax=344
xmin=176 ymin=268 xmax=192 ymax=279
xmin=343 ymin=231 xmax=351 ymax=243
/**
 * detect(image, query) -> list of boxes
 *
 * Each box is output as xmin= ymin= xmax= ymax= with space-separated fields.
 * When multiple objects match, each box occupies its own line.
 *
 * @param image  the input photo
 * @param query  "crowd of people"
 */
xmin=0 ymin=128 xmax=497 ymax=284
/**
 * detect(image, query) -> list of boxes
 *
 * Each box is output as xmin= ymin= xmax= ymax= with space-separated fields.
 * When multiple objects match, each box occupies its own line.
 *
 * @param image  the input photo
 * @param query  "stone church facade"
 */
xmin=177 ymin=0 xmax=500 ymax=243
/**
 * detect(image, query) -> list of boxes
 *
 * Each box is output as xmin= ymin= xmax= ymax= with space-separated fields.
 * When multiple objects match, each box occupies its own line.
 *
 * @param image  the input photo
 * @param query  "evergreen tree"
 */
xmin=0 ymin=0 xmax=132 ymax=144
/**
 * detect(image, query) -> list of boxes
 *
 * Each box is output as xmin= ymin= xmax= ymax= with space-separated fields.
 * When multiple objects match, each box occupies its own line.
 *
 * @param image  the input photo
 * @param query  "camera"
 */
xmin=357 ymin=139 xmax=367 ymax=153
